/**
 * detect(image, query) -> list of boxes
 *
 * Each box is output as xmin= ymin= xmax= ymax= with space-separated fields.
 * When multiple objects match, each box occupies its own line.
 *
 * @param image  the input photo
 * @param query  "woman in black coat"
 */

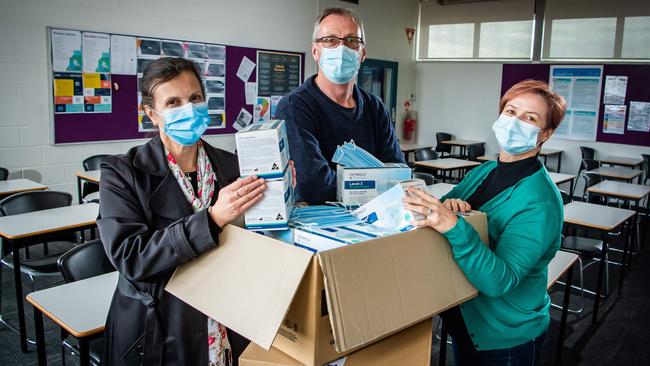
xmin=98 ymin=57 xmax=277 ymax=365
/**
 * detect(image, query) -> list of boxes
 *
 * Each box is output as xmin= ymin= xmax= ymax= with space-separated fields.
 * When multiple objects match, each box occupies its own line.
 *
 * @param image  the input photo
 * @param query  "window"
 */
xmin=428 ymin=23 xmax=474 ymax=58
xmin=548 ymin=18 xmax=616 ymax=59
xmin=622 ymin=16 xmax=650 ymax=59
xmin=479 ymin=20 xmax=533 ymax=58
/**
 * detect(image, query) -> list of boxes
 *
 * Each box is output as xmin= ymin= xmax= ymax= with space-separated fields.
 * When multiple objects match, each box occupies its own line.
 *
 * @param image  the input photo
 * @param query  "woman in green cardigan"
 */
xmin=404 ymin=79 xmax=567 ymax=365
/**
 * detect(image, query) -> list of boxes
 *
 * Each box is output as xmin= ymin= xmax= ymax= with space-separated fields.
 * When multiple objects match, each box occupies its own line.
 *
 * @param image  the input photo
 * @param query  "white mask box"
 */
xmin=236 ymin=120 xmax=290 ymax=179
xmin=244 ymin=168 xmax=293 ymax=231
xmin=336 ymin=163 xmax=412 ymax=206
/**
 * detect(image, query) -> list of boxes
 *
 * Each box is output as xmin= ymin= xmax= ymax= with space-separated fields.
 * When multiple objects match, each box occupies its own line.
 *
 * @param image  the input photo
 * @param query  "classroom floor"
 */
xmin=0 ymin=224 xmax=648 ymax=366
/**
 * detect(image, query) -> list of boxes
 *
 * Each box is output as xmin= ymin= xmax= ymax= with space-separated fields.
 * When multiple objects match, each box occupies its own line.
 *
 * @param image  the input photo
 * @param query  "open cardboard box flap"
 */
xmin=165 ymin=225 xmax=313 ymax=350
xmin=317 ymin=212 xmax=486 ymax=352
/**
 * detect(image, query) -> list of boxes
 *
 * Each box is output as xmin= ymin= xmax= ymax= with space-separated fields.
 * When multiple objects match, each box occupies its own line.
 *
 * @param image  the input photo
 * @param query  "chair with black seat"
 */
xmin=580 ymin=171 xmax=605 ymax=204
xmin=580 ymin=146 xmax=595 ymax=160
xmin=412 ymin=172 xmax=436 ymax=186
xmin=81 ymin=154 xmax=109 ymax=202
xmin=435 ymin=132 xmax=453 ymax=158
xmin=467 ymin=143 xmax=485 ymax=162
xmin=58 ymin=239 xmax=114 ymax=366
xmin=553 ymin=190 xmax=609 ymax=314
xmin=0 ymin=191 xmax=76 ymax=334
xmin=414 ymin=148 xmax=438 ymax=162
xmin=0 ymin=167 xmax=8 ymax=181
xmin=576 ymin=158 xmax=600 ymax=186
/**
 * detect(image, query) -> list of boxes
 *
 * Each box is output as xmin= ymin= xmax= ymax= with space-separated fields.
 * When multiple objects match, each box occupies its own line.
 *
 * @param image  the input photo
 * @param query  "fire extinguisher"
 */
xmin=402 ymin=101 xmax=417 ymax=142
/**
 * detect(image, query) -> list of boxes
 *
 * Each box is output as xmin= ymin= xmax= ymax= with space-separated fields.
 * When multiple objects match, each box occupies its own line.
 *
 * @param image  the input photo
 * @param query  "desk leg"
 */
xmin=592 ymin=231 xmax=608 ymax=324
xmin=558 ymin=153 xmax=563 ymax=173
xmin=33 ymin=306 xmax=46 ymax=366
xmin=79 ymin=337 xmax=90 ymax=366
xmin=619 ymin=218 xmax=632 ymax=296
xmin=12 ymin=242 xmax=28 ymax=352
xmin=643 ymin=197 xmax=649 ymax=251
xmin=556 ymin=264 xmax=574 ymax=366
xmin=77 ymin=176 xmax=83 ymax=204
xmin=439 ymin=320 xmax=448 ymax=366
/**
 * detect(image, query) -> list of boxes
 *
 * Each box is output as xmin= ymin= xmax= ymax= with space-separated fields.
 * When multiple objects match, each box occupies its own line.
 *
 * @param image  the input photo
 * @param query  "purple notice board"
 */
xmin=501 ymin=64 xmax=650 ymax=147
xmin=53 ymin=45 xmax=304 ymax=144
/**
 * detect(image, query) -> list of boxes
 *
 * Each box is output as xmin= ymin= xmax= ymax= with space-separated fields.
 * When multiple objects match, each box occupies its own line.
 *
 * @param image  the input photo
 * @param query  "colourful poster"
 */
xmin=83 ymin=73 xmax=112 ymax=113
xmin=82 ymin=32 xmax=110 ymax=73
xmin=51 ymin=29 xmax=82 ymax=72
xmin=53 ymin=72 xmax=83 ymax=113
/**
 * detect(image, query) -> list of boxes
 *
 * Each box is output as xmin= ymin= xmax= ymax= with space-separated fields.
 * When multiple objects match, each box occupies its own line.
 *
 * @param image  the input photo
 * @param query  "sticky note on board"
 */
xmin=83 ymin=73 xmax=101 ymax=89
xmin=54 ymin=79 xmax=74 ymax=96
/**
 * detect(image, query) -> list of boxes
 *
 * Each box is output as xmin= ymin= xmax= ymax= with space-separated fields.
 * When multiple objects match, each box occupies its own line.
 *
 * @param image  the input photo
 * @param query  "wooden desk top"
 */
xmin=548 ymin=172 xmax=576 ymax=186
xmin=399 ymin=143 xmax=433 ymax=152
xmin=441 ymin=139 xmax=484 ymax=147
xmin=26 ymin=272 xmax=118 ymax=338
xmin=0 ymin=203 xmax=99 ymax=240
xmin=540 ymin=148 xmax=563 ymax=156
xmin=587 ymin=181 xmax=650 ymax=201
xmin=599 ymin=156 xmax=643 ymax=168
xmin=428 ymin=183 xmax=457 ymax=198
xmin=477 ymin=155 xmax=497 ymax=162
xmin=415 ymin=158 xmax=481 ymax=170
xmin=75 ymin=170 xmax=101 ymax=183
xmin=587 ymin=166 xmax=642 ymax=180
xmin=547 ymin=250 xmax=579 ymax=289
xmin=563 ymin=201 xmax=635 ymax=231
xmin=0 ymin=179 xmax=47 ymax=195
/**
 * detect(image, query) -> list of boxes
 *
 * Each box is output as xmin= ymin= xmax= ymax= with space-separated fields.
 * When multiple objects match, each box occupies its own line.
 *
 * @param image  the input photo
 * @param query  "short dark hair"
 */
xmin=139 ymin=57 xmax=204 ymax=109
xmin=313 ymin=7 xmax=365 ymax=41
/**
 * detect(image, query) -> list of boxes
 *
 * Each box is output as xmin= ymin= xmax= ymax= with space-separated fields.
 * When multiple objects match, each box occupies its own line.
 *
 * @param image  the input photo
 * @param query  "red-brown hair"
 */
xmin=499 ymin=79 xmax=567 ymax=130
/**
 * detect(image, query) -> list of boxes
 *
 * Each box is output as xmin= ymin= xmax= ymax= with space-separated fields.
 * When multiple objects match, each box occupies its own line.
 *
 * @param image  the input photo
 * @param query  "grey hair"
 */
xmin=312 ymin=7 xmax=366 ymax=42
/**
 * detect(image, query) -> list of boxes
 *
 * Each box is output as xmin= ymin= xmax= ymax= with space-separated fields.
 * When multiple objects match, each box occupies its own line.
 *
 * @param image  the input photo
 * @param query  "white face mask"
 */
xmin=492 ymin=114 xmax=541 ymax=155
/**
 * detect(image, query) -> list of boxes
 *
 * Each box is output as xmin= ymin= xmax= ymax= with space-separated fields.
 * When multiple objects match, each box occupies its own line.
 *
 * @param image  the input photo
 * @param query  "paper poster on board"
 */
xmin=51 ymin=29 xmax=82 ymax=72
xmin=549 ymin=65 xmax=603 ymax=141
xmin=602 ymin=105 xmax=626 ymax=135
xmin=603 ymin=76 xmax=628 ymax=105
xmin=53 ymin=72 xmax=84 ymax=113
xmin=628 ymin=101 xmax=650 ymax=132
xmin=83 ymin=73 xmax=112 ymax=113
xmin=110 ymin=35 xmax=137 ymax=75
xmin=82 ymin=32 xmax=110 ymax=73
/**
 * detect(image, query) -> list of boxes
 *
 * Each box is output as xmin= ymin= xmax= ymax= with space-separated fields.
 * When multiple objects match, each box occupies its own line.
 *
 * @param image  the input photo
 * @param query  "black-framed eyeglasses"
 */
xmin=315 ymin=36 xmax=365 ymax=50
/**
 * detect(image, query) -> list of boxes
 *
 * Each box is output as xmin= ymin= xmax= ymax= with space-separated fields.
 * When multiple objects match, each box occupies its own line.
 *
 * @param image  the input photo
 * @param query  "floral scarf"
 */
xmin=165 ymin=141 xmax=232 ymax=366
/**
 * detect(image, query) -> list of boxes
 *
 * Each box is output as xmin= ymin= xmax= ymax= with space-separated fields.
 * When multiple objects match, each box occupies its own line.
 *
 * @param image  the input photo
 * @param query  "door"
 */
xmin=359 ymin=59 xmax=399 ymax=123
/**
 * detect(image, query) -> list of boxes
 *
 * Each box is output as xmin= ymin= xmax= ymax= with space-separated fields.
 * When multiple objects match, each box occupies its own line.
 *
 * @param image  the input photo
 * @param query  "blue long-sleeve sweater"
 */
xmin=276 ymin=75 xmax=405 ymax=204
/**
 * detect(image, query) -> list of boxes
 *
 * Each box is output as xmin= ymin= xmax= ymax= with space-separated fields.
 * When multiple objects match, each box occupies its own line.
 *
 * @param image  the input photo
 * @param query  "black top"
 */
xmin=442 ymin=155 xmax=543 ymax=350
xmin=276 ymin=75 xmax=405 ymax=204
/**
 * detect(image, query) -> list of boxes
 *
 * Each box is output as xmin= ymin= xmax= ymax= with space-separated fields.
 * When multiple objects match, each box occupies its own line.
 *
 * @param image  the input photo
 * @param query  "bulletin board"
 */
xmin=48 ymin=27 xmax=304 ymax=144
xmin=501 ymin=64 xmax=650 ymax=147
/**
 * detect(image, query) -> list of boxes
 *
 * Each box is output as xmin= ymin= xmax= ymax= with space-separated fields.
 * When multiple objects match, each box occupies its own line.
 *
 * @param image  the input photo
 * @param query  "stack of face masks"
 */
xmin=332 ymin=140 xmax=385 ymax=168
xmin=289 ymin=205 xmax=364 ymax=229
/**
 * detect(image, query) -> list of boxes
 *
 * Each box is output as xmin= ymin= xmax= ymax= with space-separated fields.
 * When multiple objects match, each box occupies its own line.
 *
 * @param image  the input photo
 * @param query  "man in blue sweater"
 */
xmin=276 ymin=8 xmax=404 ymax=204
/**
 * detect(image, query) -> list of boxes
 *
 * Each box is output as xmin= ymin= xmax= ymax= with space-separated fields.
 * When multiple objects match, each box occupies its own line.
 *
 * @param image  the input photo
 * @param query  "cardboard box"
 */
xmin=336 ymin=164 xmax=412 ymax=206
xmin=352 ymin=179 xmax=429 ymax=232
xmin=239 ymin=318 xmax=433 ymax=366
xmin=245 ymin=168 xmax=293 ymax=231
xmin=166 ymin=212 xmax=487 ymax=366
xmin=236 ymin=120 xmax=290 ymax=179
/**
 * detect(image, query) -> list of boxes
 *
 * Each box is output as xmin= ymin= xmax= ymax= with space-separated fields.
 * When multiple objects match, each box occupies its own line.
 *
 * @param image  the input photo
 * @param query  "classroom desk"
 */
xmin=548 ymin=172 xmax=576 ymax=195
xmin=563 ymin=201 xmax=635 ymax=323
xmin=440 ymin=139 xmax=484 ymax=159
xmin=427 ymin=183 xmax=456 ymax=198
xmin=0 ymin=203 xmax=99 ymax=352
xmin=0 ymin=178 xmax=47 ymax=198
xmin=587 ymin=166 xmax=643 ymax=184
xmin=27 ymin=271 xmax=118 ymax=366
xmin=399 ymin=143 xmax=433 ymax=163
xmin=548 ymin=250 xmax=579 ymax=366
xmin=415 ymin=158 xmax=480 ymax=182
xmin=476 ymin=155 xmax=497 ymax=162
xmin=587 ymin=181 xmax=650 ymax=250
xmin=540 ymin=148 xmax=563 ymax=172
xmin=599 ymin=156 xmax=643 ymax=169
xmin=75 ymin=170 xmax=101 ymax=204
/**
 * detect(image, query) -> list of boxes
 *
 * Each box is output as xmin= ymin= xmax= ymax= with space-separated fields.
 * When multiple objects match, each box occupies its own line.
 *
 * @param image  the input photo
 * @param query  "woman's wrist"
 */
xmin=208 ymin=206 xmax=228 ymax=228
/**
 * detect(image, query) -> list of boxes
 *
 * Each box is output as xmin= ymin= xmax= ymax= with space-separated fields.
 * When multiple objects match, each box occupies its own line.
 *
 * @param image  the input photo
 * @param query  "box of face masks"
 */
xmin=244 ymin=168 xmax=293 ymax=231
xmin=293 ymin=225 xmax=378 ymax=253
xmin=336 ymin=163 xmax=412 ymax=206
xmin=235 ymin=119 xmax=290 ymax=179
xmin=166 ymin=209 xmax=487 ymax=366
xmin=352 ymin=179 xmax=429 ymax=232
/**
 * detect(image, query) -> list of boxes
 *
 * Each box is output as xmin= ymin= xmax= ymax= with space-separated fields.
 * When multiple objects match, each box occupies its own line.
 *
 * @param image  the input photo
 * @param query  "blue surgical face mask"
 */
xmin=318 ymin=45 xmax=360 ymax=84
xmin=332 ymin=140 xmax=385 ymax=168
xmin=492 ymin=114 xmax=541 ymax=155
xmin=154 ymin=102 xmax=210 ymax=146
